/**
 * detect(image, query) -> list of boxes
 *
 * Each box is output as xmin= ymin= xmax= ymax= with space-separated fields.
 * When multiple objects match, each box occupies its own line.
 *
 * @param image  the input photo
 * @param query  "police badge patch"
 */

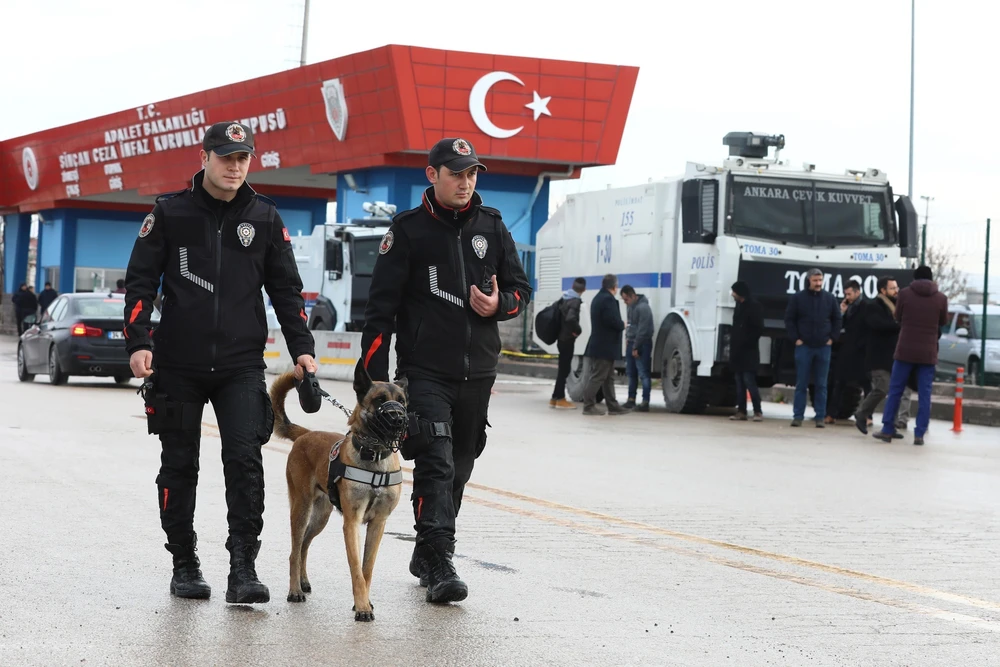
xmin=138 ymin=213 xmax=155 ymax=238
xmin=237 ymin=222 xmax=256 ymax=247
xmin=379 ymin=230 xmax=394 ymax=255
xmin=471 ymin=234 xmax=488 ymax=259
xmin=453 ymin=139 xmax=472 ymax=156
xmin=226 ymin=124 xmax=246 ymax=143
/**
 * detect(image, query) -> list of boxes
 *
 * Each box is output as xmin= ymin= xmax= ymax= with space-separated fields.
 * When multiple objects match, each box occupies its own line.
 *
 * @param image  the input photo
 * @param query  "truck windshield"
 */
xmin=729 ymin=176 xmax=894 ymax=247
xmin=351 ymin=237 xmax=381 ymax=276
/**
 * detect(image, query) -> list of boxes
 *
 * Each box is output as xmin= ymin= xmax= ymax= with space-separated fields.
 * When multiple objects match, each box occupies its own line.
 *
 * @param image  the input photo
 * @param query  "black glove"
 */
xmin=295 ymin=370 xmax=324 ymax=414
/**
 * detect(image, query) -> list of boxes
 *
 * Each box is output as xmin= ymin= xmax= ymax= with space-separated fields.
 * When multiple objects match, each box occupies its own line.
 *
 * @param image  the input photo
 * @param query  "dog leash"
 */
xmin=321 ymin=391 xmax=354 ymax=419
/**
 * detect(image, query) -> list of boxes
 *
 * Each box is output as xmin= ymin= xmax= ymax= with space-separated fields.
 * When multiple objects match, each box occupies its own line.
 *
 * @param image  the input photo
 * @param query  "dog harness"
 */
xmin=327 ymin=438 xmax=403 ymax=510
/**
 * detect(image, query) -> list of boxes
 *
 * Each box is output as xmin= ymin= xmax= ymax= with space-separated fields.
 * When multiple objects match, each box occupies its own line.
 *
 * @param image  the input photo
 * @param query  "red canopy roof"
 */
xmin=0 ymin=45 xmax=638 ymax=213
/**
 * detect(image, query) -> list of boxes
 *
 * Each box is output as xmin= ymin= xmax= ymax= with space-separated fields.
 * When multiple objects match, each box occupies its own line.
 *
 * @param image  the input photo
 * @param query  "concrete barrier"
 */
xmin=264 ymin=330 xmax=396 ymax=381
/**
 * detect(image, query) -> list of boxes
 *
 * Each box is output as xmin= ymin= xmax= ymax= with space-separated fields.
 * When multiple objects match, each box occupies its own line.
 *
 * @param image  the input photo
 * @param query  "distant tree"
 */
xmin=925 ymin=244 xmax=968 ymax=301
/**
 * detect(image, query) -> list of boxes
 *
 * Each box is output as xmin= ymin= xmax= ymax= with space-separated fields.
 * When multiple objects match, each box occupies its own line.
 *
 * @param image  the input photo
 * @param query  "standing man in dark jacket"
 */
xmin=784 ymin=268 xmax=842 ymax=427
xmin=826 ymin=280 xmax=867 ymax=422
xmin=873 ymin=266 xmax=948 ymax=445
xmin=13 ymin=283 xmax=38 ymax=335
xmin=124 ymin=121 xmax=317 ymax=605
xmin=581 ymin=274 xmax=629 ymax=416
xmin=550 ymin=277 xmax=585 ymax=409
xmin=360 ymin=137 xmax=532 ymax=604
xmin=621 ymin=284 xmax=653 ymax=412
xmin=854 ymin=276 xmax=910 ymax=435
xmin=729 ymin=281 xmax=764 ymax=421
xmin=37 ymin=282 xmax=59 ymax=314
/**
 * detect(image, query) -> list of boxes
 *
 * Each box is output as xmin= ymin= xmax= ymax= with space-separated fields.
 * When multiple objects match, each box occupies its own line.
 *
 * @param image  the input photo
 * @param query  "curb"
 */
xmin=497 ymin=358 xmax=1000 ymax=427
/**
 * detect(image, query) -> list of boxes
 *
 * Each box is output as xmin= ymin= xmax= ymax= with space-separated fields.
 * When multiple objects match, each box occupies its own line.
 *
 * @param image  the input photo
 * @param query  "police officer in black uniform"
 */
xmin=123 ymin=121 xmax=317 ymax=604
xmin=361 ymin=137 xmax=532 ymax=603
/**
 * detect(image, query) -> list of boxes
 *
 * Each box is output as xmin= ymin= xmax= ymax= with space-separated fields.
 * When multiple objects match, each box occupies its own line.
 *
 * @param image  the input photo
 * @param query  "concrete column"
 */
xmin=3 ymin=214 xmax=32 ymax=293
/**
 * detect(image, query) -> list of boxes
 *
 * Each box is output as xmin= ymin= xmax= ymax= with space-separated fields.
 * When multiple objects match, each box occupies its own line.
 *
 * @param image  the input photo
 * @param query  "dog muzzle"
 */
xmin=357 ymin=400 xmax=408 ymax=450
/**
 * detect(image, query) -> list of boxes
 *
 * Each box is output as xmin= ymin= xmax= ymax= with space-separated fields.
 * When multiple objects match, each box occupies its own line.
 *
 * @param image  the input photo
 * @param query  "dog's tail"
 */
xmin=269 ymin=372 xmax=311 ymax=442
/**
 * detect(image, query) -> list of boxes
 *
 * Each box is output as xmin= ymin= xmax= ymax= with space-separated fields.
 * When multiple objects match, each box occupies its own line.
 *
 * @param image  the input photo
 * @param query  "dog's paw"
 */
xmin=287 ymin=592 xmax=307 ymax=603
xmin=300 ymin=580 xmax=311 ymax=593
xmin=354 ymin=609 xmax=375 ymax=622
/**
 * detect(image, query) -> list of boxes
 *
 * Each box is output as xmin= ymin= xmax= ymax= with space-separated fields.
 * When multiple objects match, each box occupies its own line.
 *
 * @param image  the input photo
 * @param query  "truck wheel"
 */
xmin=660 ymin=326 xmax=706 ymax=414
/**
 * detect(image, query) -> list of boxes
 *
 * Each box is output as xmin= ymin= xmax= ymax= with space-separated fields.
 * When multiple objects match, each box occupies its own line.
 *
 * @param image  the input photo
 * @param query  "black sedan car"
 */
xmin=17 ymin=292 xmax=160 ymax=385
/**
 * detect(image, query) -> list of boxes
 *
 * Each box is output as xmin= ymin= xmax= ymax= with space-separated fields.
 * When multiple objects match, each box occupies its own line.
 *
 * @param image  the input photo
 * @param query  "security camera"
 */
xmin=362 ymin=201 xmax=397 ymax=217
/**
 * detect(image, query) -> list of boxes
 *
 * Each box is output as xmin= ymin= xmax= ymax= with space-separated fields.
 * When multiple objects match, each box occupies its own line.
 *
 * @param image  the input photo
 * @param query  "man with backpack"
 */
xmin=545 ymin=277 xmax=586 ymax=408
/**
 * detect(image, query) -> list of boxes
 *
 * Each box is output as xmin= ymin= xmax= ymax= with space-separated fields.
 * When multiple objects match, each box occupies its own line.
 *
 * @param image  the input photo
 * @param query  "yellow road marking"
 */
xmin=219 ymin=424 xmax=1000 ymax=621
xmin=456 ymin=489 xmax=1000 ymax=632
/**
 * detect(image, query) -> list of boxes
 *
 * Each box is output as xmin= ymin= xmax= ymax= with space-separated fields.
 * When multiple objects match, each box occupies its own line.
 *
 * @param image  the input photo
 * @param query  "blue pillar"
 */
xmin=3 ymin=214 xmax=31 ymax=292
xmin=267 ymin=195 xmax=331 ymax=234
xmin=336 ymin=168 xmax=429 ymax=224
xmin=58 ymin=212 xmax=77 ymax=294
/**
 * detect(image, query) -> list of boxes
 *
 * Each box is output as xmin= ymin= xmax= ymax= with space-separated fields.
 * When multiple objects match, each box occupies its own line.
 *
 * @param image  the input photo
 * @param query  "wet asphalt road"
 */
xmin=2 ymin=335 xmax=999 ymax=666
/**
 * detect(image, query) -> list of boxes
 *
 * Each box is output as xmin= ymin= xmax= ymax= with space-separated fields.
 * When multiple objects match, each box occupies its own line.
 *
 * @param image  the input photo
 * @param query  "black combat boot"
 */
xmin=224 ymin=535 xmax=270 ymax=604
xmin=416 ymin=539 xmax=468 ymax=603
xmin=409 ymin=545 xmax=429 ymax=587
xmin=165 ymin=533 xmax=211 ymax=599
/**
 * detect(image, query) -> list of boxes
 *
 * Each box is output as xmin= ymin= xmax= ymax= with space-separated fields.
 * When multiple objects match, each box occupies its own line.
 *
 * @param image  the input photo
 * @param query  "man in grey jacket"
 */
xmin=621 ymin=285 xmax=654 ymax=412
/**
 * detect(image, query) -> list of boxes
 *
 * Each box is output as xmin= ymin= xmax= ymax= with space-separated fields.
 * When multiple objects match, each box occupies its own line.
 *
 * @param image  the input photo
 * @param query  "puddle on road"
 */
xmin=385 ymin=532 xmax=518 ymax=574
xmin=551 ymin=586 xmax=609 ymax=599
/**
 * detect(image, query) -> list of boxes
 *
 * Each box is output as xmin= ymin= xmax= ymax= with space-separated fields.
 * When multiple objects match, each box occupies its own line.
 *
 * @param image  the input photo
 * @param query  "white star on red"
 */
xmin=525 ymin=91 xmax=552 ymax=121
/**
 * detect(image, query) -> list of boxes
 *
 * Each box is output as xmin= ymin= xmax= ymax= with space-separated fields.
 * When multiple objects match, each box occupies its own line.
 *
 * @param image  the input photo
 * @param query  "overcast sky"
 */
xmin=3 ymin=0 xmax=997 ymax=275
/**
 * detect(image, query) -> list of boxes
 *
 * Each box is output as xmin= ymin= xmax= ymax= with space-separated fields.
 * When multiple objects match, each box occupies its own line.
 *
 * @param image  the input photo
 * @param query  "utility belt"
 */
xmin=400 ymin=412 xmax=451 ymax=460
xmin=138 ymin=375 xmax=201 ymax=435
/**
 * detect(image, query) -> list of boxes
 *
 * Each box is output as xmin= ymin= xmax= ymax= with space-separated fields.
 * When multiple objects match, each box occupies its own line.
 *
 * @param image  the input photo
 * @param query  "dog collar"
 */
xmin=327 ymin=439 xmax=403 ymax=490
xmin=357 ymin=445 xmax=394 ymax=462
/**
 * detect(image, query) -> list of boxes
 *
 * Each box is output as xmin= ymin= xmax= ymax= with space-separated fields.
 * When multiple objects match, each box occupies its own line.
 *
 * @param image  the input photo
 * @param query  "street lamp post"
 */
xmin=299 ymin=0 xmax=310 ymax=67
xmin=920 ymin=194 xmax=933 ymax=266
xmin=908 ymin=0 xmax=915 ymax=200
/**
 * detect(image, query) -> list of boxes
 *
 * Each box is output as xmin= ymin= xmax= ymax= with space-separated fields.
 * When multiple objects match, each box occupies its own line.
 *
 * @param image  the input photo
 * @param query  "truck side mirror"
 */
xmin=326 ymin=239 xmax=343 ymax=280
xmin=955 ymin=327 xmax=969 ymax=338
xmin=895 ymin=195 xmax=918 ymax=258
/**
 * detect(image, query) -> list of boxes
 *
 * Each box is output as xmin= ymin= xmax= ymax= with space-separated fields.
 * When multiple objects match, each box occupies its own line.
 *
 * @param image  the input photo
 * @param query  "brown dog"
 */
xmin=270 ymin=359 xmax=408 ymax=621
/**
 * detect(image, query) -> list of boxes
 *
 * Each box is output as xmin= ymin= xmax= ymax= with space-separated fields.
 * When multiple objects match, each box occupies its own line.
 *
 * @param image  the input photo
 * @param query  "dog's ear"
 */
xmin=393 ymin=375 xmax=409 ymax=400
xmin=354 ymin=358 xmax=373 ymax=405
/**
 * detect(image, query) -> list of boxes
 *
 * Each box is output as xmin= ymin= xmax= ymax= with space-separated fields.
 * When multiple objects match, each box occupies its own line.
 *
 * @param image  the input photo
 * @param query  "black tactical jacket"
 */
xmin=123 ymin=171 xmax=314 ymax=372
xmin=361 ymin=187 xmax=532 ymax=382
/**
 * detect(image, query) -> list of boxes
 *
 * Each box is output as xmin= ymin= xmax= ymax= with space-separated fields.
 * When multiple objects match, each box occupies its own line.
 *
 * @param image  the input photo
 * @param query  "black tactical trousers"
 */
xmin=152 ymin=366 xmax=274 ymax=545
xmin=406 ymin=375 xmax=494 ymax=547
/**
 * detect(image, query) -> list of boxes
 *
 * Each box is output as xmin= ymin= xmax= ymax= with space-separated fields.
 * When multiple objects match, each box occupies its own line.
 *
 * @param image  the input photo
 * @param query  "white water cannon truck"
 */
xmin=532 ymin=132 xmax=919 ymax=414
xmin=286 ymin=202 xmax=394 ymax=332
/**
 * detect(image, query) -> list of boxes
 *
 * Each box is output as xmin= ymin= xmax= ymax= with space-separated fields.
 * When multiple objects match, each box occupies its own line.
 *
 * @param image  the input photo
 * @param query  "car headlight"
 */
xmin=988 ymin=349 xmax=1000 ymax=361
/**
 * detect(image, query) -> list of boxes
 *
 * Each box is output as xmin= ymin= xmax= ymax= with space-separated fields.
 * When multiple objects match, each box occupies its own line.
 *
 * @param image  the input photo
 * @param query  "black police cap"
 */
xmin=203 ymin=121 xmax=255 ymax=157
xmin=428 ymin=137 xmax=487 ymax=172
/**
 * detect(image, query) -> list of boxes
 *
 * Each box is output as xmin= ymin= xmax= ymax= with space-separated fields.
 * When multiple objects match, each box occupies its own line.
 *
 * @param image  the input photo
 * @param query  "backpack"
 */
xmin=534 ymin=298 xmax=564 ymax=345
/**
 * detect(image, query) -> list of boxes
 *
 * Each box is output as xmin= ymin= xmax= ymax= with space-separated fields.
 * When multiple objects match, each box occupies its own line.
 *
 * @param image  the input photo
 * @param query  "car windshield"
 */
xmin=729 ymin=176 xmax=895 ymax=247
xmin=70 ymin=298 xmax=161 ymax=322
xmin=971 ymin=314 xmax=1000 ymax=340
